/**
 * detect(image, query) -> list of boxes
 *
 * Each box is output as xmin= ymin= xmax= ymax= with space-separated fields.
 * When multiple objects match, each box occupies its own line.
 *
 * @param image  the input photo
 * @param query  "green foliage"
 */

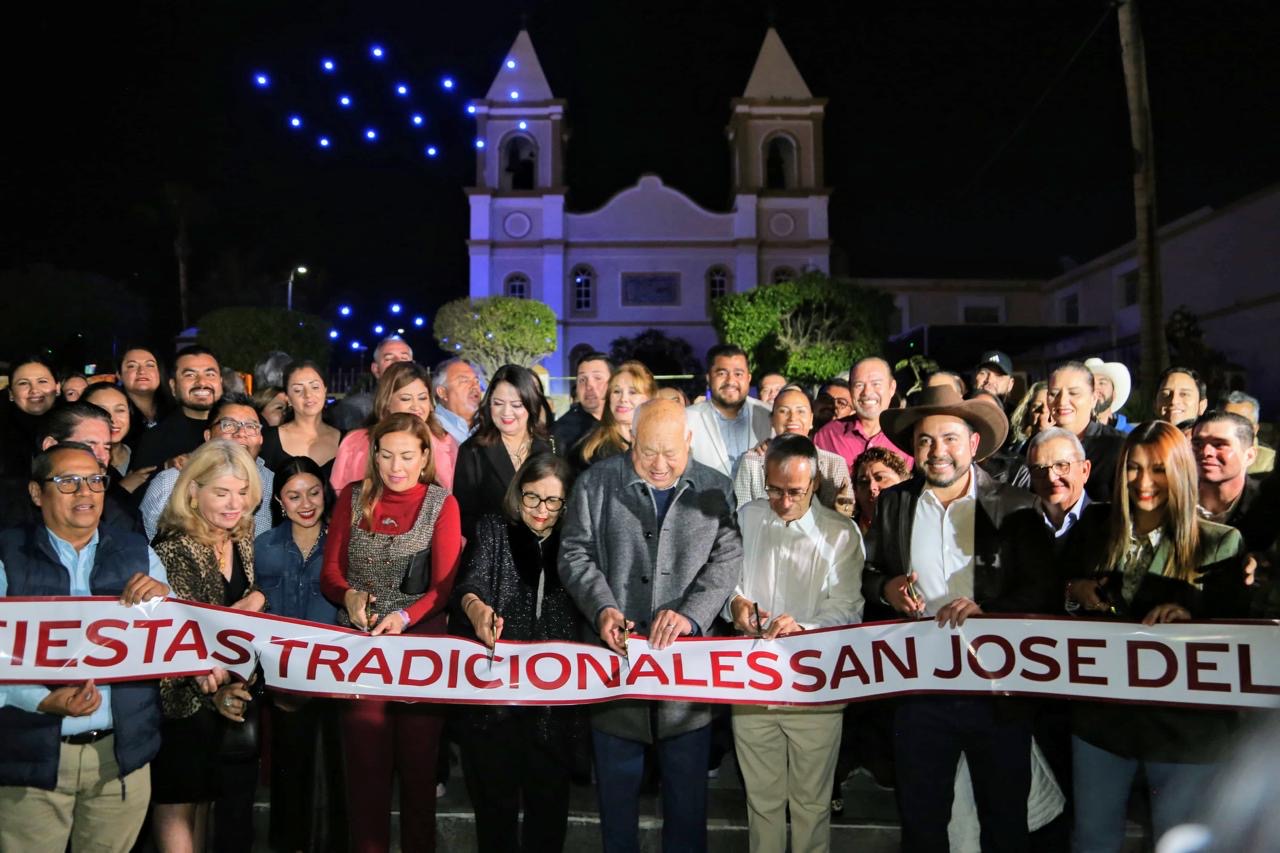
xmin=196 ymin=307 xmax=331 ymax=373
xmin=434 ymin=297 xmax=557 ymax=376
xmin=894 ymin=354 xmax=942 ymax=397
xmin=609 ymin=328 xmax=704 ymax=396
xmin=712 ymin=272 xmax=892 ymax=384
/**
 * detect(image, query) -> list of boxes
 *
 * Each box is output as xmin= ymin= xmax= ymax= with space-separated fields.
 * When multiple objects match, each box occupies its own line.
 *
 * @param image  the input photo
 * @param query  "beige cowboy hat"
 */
xmin=1083 ymin=357 xmax=1131 ymax=414
xmin=880 ymin=385 xmax=1010 ymax=462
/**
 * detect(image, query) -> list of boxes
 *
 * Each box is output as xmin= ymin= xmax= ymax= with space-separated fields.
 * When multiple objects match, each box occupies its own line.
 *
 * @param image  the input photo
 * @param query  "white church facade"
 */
xmin=466 ymin=28 xmax=831 ymax=382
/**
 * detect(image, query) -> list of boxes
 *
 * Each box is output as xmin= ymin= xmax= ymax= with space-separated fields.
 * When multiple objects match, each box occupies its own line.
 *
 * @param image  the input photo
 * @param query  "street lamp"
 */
xmin=286 ymin=266 xmax=309 ymax=311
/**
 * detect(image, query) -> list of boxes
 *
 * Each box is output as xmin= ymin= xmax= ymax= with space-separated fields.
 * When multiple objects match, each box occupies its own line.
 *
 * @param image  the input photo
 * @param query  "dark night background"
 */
xmin=1 ymin=0 xmax=1276 ymax=369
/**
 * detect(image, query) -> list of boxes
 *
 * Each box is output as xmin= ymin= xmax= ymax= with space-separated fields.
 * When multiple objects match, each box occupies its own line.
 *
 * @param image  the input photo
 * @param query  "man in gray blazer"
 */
xmin=560 ymin=398 xmax=743 ymax=853
xmin=686 ymin=344 xmax=772 ymax=479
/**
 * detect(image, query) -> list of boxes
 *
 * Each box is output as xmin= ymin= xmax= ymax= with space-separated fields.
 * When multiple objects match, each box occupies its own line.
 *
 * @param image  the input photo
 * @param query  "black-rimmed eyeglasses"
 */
xmin=43 ymin=474 xmax=111 ymax=494
xmin=521 ymin=492 xmax=564 ymax=512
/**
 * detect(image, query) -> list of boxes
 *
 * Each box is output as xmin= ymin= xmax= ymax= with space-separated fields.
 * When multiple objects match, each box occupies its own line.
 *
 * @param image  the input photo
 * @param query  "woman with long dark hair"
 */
xmin=451 ymin=453 xmax=585 ymax=852
xmin=254 ymin=455 xmax=346 ymax=851
xmin=320 ymin=412 xmax=462 ymax=852
xmin=1065 ymin=420 xmax=1248 ymax=850
xmin=260 ymin=360 xmax=343 ymax=482
xmin=452 ymin=364 xmax=554 ymax=539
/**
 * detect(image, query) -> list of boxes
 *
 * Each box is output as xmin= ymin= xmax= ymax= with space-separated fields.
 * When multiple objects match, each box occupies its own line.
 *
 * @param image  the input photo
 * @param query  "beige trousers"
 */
xmin=0 ymin=736 xmax=151 ymax=853
xmin=732 ymin=704 xmax=845 ymax=853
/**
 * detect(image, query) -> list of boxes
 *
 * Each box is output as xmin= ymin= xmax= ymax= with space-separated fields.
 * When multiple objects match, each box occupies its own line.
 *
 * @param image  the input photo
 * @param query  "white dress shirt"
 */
xmin=728 ymin=499 xmax=865 ymax=630
xmin=910 ymin=466 xmax=978 ymax=614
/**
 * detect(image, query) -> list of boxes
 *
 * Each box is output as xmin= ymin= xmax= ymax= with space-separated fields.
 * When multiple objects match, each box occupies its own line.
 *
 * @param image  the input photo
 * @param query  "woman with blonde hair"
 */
xmin=321 ymin=412 xmax=462 ymax=852
xmin=1064 ymin=420 xmax=1248 ymax=850
xmin=330 ymin=360 xmax=457 ymax=493
xmin=150 ymin=440 xmax=269 ymax=852
xmin=572 ymin=360 xmax=657 ymax=468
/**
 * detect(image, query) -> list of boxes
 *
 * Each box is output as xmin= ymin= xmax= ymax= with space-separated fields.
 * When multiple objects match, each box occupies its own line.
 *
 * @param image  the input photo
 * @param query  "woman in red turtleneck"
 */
xmin=320 ymin=412 xmax=461 ymax=853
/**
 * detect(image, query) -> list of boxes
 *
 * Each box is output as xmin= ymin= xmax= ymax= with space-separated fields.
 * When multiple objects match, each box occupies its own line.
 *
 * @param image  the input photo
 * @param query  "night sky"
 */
xmin=1 ymin=0 xmax=1276 ymax=363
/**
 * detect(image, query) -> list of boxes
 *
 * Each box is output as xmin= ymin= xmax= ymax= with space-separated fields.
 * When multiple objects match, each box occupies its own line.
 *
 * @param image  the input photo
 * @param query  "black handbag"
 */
xmin=219 ymin=673 xmax=266 ymax=761
xmin=400 ymin=547 xmax=432 ymax=595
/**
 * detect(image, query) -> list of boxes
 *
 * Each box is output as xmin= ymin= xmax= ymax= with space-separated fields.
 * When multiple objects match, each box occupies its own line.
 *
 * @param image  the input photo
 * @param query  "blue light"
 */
xmin=374 ymin=324 xmax=384 ymax=334
xmin=466 ymin=104 xmax=476 ymax=115
xmin=506 ymin=58 xmax=517 ymax=69
xmin=289 ymin=115 xmax=302 ymax=128
xmin=254 ymin=73 xmax=270 ymax=88
xmin=411 ymin=113 xmax=424 ymax=126
xmin=474 ymin=138 xmax=485 ymax=149
xmin=318 ymin=136 xmax=331 ymax=148
xmin=395 ymin=83 xmax=409 ymax=96
xmin=365 ymin=128 xmax=377 ymax=141
xmin=517 ymin=120 xmax=527 ymax=130
xmin=442 ymin=77 xmax=454 ymax=90
xmin=339 ymin=305 xmax=351 ymax=316
xmin=390 ymin=303 xmax=402 ymax=314
xmin=350 ymin=340 xmax=361 ymax=351
xmin=425 ymin=145 xmax=438 ymax=157
xmin=322 ymin=58 xmax=335 ymax=72
xmin=370 ymin=45 xmax=384 ymax=59
xmin=339 ymin=94 xmax=352 ymax=107
xmin=414 ymin=316 xmax=425 ymax=327
xmin=328 ymin=329 xmax=339 ymax=340
xmin=509 ymin=90 xmax=520 ymax=100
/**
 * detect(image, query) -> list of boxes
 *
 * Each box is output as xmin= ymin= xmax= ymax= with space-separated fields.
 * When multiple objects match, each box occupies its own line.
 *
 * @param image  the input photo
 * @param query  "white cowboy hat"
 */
xmin=1084 ymin=357 xmax=1131 ymax=414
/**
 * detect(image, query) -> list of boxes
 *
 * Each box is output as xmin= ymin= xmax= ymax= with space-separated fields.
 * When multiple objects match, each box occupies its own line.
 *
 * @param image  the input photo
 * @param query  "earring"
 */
xmin=190 ymin=498 xmax=198 ymax=510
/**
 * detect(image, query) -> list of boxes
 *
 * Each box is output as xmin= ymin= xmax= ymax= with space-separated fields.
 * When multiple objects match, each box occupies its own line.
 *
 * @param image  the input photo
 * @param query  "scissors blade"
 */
xmin=488 ymin=612 xmax=498 ymax=663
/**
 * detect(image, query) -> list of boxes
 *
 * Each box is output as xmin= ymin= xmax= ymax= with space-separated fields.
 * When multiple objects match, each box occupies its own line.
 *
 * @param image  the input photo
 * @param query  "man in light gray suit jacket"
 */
xmin=559 ymin=398 xmax=743 ymax=853
xmin=686 ymin=343 xmax=773 ymax=479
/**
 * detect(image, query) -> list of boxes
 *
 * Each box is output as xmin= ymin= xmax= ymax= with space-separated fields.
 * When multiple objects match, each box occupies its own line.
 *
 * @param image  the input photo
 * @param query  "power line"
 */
xmin=957 ymin=1 xmax=1119 ymax=199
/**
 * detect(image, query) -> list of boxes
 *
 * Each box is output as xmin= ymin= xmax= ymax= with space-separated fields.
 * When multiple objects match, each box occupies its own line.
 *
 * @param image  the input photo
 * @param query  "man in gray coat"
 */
xmin=560 ymin=398 xmax=743 ymax=853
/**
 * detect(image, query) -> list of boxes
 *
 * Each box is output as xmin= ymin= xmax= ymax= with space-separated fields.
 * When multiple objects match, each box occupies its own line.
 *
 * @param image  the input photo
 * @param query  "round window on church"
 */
xmin=503 ymin=212 xmax=532 ymax=239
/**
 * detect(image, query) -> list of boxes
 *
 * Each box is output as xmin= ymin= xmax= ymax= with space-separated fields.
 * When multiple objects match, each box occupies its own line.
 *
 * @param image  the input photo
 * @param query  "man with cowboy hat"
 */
xmin=1084 ymin=357 xmax=1133 ymax=433
xmin=860 ymin=385 xmax=1057 ymax=853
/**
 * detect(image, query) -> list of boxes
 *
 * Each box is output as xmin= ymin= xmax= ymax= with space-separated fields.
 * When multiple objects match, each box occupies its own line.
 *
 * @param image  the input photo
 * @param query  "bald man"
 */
xmin=559 ymin=398 xmax=743 ymax=853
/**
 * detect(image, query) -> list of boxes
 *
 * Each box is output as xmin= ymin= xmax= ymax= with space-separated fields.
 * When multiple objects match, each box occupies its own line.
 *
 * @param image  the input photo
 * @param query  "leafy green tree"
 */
xmin=196 ymin=307 xmax=331 ymax=373
xmin=609 ymin=329 xmax=704 ymax=397
xmin=434 ymin=297 xmax=557 ymax=376
xmin=712 ymin=272 xmax=892 ymax=385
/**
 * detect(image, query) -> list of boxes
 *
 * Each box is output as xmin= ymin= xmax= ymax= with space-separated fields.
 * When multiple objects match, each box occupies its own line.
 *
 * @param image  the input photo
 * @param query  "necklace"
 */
xmin=505 ymin=435 xmax=532 ymax=467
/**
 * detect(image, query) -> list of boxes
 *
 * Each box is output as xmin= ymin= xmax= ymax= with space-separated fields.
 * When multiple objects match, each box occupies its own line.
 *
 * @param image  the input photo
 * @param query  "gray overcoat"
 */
xmin=558 ymin=452 xmax=743 ymax=742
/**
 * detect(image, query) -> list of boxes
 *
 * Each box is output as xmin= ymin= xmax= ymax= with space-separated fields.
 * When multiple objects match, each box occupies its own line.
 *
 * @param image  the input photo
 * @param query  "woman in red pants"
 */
xmin=320 ymin=411 xmax=462 ymax=852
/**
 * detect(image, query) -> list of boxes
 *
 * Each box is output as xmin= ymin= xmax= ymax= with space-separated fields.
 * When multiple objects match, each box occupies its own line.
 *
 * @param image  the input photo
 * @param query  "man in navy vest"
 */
xmin=0 ymin=442 xmax=171 ymax=851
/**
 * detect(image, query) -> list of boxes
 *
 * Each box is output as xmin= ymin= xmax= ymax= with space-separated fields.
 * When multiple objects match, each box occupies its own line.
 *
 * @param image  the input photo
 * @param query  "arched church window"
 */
xmin=706 ymin=265 xmax=730 ymax=302
xmin=764 ymin=135 xmax=798 ymax=190
xmin=571 ymin=265 xmax=595 ymax=313
xmin=504 ymin=272 xmax=530 ymax=299
xmin=502 ymin=134 xmax=537 ymax=191
xmin=771 ymin=266 xmax=797 ymax=285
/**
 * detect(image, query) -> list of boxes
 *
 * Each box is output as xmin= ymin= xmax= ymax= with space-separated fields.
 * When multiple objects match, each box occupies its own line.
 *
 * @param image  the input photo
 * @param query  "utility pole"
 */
xmin=1117 ymin=0 xmax=1168 ymax=414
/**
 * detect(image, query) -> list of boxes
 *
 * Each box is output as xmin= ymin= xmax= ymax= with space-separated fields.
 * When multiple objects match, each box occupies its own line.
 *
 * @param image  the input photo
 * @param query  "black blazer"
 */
xmin=1080 ymin=420 xmax=1125 ymax=501
xmin=452 ymin=435 xmax=554 ymax=540
xmin=862 ymin=466 xmax=1057 ymax=620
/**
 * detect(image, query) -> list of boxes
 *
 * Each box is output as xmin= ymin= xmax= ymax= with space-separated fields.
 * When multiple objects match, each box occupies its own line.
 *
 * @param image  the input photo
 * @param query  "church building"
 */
xmin=466 ymin=28 xmax=831 ymax=382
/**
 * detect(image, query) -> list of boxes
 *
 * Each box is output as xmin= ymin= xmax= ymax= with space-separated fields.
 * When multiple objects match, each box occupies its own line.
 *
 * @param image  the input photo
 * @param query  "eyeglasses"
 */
xmin=521 ymin=492 xmax=564 ymax=512
xmin=830 ymin=399 xmax=853 ymax=411
xmin=43 ymin=474 xmax=110 ymax=494
xmin=1027 ymin=460 xmax=1079 ymax=478
xmin=765 ymin=485 xmax=811 ymax=501
xmin=215 ymin=418 xmax=262 ymax=436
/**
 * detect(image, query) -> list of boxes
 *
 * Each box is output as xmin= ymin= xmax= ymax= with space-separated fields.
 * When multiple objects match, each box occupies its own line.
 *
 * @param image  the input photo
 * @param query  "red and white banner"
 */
xmin=2 ymin=597 xmax=1278 ymax=710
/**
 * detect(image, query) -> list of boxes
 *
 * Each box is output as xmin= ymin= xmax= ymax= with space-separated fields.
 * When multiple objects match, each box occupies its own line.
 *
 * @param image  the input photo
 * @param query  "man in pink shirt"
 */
xmin=814 ymin=357 xmax=913 ymax=475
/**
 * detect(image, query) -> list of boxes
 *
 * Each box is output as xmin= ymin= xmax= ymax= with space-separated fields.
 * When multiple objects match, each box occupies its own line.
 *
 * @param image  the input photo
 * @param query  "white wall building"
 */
xmin=466 ymin=29 xmax=831 ymax=384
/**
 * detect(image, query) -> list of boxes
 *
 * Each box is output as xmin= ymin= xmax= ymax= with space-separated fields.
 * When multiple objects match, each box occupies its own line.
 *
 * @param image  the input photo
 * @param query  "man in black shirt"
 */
xmin=551 ymin=351 xmax=613 ymax=454
xmin=132 ymin=346 xmax=223 ymax=471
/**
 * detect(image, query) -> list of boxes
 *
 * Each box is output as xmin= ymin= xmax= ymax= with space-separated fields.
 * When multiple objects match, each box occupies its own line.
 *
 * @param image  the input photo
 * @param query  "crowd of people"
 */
xmin=0 ymin=335 xmax=1277 ymax=853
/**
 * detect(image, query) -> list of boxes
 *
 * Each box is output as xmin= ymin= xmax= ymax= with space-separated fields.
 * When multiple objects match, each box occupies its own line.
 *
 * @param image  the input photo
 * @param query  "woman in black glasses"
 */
xmin=450 ymin=453 xmax=585 ymax=853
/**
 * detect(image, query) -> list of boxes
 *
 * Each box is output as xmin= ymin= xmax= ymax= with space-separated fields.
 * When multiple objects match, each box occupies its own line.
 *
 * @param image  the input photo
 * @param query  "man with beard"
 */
xmin=1084 ymin=357 xmax=1133 ymax=432
xmin=972 ymin=350 xmax=1015 ymax=409
xmin=814 ymin=357 xmax=912 ymax=476
xmin=132 ymin=346 xmax=223 ymax=472
xmin=686 ymin=344 xmax=771 ymax=478
xmin=139 ymin=394 xmax=273 ymax=541
xmin=861 ymin=385 xmax=1054 ymax=853
xmin=552 ymin=351 xmax=614 ymax=452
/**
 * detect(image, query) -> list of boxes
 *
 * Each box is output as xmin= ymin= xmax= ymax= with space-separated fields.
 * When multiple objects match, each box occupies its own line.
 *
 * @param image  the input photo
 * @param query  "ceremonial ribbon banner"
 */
xmin=2 ymin=597 xmax=1279 ymax=710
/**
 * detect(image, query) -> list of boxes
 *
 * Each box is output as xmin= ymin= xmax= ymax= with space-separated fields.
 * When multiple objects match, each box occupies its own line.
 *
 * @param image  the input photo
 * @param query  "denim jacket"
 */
xmin=254 ymin=524 xmax=337 ymax=624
